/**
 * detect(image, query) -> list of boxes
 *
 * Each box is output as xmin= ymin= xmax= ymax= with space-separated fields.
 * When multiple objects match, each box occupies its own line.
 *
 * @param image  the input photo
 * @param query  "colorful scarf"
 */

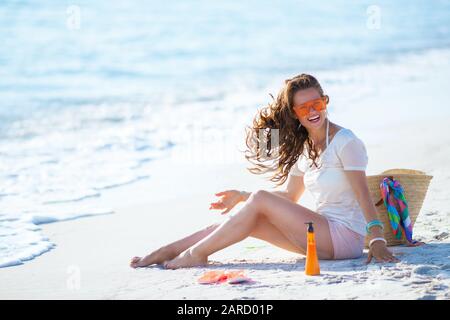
xmin=380 ymin=177 xmax=418 ymax=245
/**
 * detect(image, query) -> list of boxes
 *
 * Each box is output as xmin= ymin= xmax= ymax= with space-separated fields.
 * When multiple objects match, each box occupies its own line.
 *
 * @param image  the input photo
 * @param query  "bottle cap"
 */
xmin=305 ymin=221 xmax=314 ymax=232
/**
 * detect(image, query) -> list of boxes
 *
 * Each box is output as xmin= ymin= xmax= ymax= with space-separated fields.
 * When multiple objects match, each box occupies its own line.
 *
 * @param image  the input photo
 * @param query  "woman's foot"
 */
xmin=163 ymin=248 xmax=207 ymax=269
xmin=130 ymin=246 xmax=177 ymax=268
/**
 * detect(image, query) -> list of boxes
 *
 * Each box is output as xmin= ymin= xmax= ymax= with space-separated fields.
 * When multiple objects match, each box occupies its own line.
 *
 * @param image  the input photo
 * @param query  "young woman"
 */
xmin=130 ymin=74 xmax=398 ymax=269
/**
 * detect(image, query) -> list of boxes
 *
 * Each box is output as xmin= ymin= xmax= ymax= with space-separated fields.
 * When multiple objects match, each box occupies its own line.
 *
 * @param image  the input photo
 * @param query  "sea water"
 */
xmin=1 ymin=0 xmax=449 ymax=267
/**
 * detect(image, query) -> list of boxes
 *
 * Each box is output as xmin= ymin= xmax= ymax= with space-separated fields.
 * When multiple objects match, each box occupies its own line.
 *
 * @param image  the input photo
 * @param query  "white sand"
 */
xmin=1 ymin=60 xmax=450 ymax=300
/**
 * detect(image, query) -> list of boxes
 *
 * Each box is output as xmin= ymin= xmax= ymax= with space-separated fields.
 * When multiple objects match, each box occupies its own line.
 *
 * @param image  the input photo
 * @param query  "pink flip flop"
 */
xmin=197 ymin=270 xmax=252 ymax=285
xmin=197 ymin=270 xmax=228 ymax=284
xmin=225 ymin=270 xmax=252 ymax=284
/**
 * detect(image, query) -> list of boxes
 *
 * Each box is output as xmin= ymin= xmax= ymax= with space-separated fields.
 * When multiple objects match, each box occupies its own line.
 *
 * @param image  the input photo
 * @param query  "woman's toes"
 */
xmin=130 ymin=256 xmax=142 ymax=268
xmin=162 ymin=257 xmax=180 ymax=270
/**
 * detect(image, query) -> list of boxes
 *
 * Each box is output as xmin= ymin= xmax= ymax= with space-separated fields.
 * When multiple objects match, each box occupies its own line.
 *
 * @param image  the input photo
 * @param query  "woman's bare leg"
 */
xmin=164 ymin=190 xmax=334 ymax=269
xmin=250 ymin=215 xmax=306 ymax=255
xmin=130 ymin=214 xmax=306 ymax=268
xmin=130 ymin=223 xmax=219 ymax=268
xmin=130 ymin=202 xmax=309 ymax=268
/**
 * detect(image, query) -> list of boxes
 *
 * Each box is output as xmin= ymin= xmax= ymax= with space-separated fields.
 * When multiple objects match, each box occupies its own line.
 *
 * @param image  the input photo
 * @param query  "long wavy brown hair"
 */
xmin=243 ymin=74 xmax=328 ymax=187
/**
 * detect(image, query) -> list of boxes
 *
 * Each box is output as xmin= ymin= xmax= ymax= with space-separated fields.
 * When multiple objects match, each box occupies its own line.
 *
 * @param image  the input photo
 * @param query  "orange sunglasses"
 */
xmin=293 ymin=96 xmax=328 ymax=118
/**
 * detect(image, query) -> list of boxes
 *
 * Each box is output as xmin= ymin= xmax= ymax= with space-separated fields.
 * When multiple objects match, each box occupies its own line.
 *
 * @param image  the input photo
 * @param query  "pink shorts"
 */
xmin=327 ymin=219 xmax=365 ymax=260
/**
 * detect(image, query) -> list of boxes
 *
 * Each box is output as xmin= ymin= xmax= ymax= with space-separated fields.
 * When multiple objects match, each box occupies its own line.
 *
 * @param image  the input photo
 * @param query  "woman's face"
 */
xmin=293 ymin=88 xmax=327 ymax=130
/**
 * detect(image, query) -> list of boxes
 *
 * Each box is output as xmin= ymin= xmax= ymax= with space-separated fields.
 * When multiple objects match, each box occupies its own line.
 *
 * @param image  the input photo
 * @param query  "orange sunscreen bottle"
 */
xmin=305 ymin=222 xmax=320 ymax=276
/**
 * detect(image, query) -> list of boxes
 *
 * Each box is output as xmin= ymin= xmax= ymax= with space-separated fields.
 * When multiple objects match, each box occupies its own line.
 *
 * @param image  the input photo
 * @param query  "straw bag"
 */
xmin=365 ymin=169 xmax=433 ymax=247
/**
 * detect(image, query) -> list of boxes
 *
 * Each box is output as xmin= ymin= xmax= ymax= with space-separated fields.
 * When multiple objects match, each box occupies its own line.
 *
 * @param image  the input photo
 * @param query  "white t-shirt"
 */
xmin=289 ymin=128 xmax=368 ymax=236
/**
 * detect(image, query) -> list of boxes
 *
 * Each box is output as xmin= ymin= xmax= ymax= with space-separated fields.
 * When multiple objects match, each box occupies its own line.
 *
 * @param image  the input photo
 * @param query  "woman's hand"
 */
xmin=209 ymin=190 xmax=244 ymax=215
xmin=366 ymin=240 xmax=400 ymax=264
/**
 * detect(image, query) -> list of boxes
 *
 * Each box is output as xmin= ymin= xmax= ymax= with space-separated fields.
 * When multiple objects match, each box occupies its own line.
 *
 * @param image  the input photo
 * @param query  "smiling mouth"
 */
xmin=308 ymin=115 xmax=320 ymax=123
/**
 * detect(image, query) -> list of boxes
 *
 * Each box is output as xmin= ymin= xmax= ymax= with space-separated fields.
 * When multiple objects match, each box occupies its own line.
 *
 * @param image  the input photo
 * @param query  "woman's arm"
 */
xmin=239 ymin=174 xmax=306 ymax=203
xmin=344 ymin=170 xmax=398 ymax=263
xmin=344 ymin=170 xmax=383 ymax=237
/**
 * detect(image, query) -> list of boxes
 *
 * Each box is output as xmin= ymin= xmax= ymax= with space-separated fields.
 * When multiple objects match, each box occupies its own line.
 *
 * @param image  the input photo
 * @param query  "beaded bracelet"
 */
xmin=366 ymin=219 xmax=384 ymax=234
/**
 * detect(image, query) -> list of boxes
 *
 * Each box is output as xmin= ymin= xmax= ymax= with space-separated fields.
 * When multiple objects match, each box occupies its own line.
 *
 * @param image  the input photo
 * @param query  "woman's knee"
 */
xmin=247 ymin=190 xmax=269 ymax=209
